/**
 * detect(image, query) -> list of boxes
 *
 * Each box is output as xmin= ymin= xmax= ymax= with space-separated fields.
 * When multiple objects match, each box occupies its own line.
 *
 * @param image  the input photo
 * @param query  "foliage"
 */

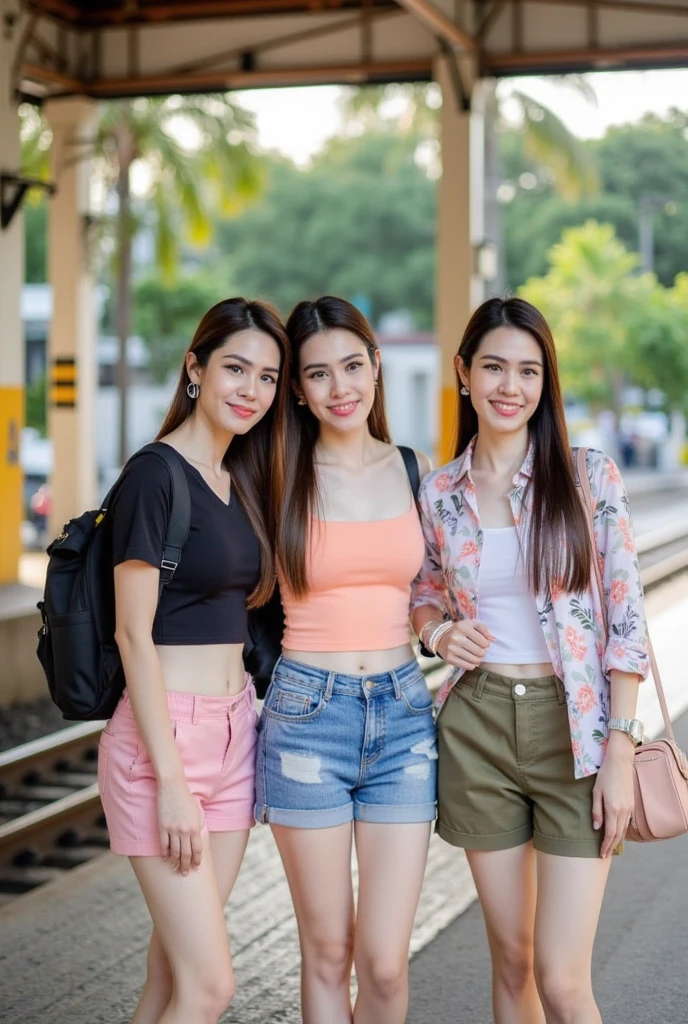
xmin=519 ymin=221 xmax=688 ymax=412
xmin=25 ymin=373 xmax=47 ymax=435
xmin=502 ymin=110 xmax=688 ymax=291
xmin=133 ymin=271 xmax=233 ymax=382
xmin=217 ymin=133 xmax=436 ymax=326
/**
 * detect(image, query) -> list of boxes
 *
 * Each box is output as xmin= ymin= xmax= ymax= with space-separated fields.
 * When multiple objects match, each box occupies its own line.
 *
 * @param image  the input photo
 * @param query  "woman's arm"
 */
xmin=592 ymin=668 xmax=639 ymax=858
xmin=114 ymin=560 xmax=203 ymax=875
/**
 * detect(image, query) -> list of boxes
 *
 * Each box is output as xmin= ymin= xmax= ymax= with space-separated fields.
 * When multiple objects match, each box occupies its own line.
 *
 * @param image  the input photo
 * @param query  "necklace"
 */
xmin=185 ymin=455 xmax=229 ymax=478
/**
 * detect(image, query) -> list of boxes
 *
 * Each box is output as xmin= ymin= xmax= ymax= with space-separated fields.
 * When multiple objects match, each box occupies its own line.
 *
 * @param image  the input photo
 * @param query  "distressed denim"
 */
xmin=255 ymin=656 xmax=438 ymax=827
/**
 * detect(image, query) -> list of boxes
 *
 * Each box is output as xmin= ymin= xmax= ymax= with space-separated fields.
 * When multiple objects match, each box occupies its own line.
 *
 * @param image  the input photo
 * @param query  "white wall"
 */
xmin=379 ymin=343 xmax=439 ymax=457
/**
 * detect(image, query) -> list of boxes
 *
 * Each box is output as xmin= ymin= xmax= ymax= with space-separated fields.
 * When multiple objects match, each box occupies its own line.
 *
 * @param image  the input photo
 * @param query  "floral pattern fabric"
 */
xmin=411 ymin=439 xmax=649 ymax=778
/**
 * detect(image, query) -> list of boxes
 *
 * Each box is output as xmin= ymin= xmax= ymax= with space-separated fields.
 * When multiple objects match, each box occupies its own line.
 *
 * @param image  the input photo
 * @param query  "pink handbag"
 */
xmin=575 ymin=447 xmax=688 ymax=843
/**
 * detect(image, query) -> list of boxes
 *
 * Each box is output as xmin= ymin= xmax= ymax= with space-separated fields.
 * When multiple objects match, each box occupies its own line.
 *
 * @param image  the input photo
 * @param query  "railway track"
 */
xmin=1 ymin=526 xmax=687 ymax=906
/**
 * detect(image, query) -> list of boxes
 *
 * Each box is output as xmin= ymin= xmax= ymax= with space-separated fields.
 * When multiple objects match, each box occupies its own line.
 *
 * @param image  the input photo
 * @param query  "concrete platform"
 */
xmin=1 ymin=591 xmax=687 ymax=1024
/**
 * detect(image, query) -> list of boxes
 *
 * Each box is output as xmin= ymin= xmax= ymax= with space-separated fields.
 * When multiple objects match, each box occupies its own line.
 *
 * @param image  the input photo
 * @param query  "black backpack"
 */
xmin=36 ymin=443 xmax=191 ymax=721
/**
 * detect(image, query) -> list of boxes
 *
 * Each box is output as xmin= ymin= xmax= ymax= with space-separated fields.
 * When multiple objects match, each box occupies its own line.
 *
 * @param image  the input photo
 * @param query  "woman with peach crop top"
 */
xmin=254 ymin=296 xmax=436 ymax=1024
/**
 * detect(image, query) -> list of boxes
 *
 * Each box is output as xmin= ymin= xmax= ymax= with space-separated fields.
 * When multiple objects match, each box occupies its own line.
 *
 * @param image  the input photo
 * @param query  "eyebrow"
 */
xmin=479 ymin=353 xmax=543 ymax=367
xmin=221 ymin=352 xmax=280 ymax=374
xmin=302 ymin=353 xmax=363 ymax=372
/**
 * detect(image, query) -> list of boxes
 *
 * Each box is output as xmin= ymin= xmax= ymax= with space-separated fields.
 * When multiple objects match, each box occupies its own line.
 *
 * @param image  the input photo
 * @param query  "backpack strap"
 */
xmin=108 ymin=442 xmax=191 ymax=594
xmin=398 ymin=445 xmax=420 ymax=500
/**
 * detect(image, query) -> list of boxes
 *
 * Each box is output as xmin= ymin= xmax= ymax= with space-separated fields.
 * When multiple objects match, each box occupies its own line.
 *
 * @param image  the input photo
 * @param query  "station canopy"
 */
xmin=12 ymin=0 xmax=688 ymax=101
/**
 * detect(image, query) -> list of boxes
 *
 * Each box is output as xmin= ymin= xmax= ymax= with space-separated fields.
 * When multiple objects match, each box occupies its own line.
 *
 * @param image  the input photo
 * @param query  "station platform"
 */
xmin=1 ymin=587 xmax=687 ymax=1024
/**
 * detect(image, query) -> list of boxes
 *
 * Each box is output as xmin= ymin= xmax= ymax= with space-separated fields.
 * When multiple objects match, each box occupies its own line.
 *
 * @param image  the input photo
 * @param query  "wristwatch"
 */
xmin=608 ymin=717 xmax=644 ymax=746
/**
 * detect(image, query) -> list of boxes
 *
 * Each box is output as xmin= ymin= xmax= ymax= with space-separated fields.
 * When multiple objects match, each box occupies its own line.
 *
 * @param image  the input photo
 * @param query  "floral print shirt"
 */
xmin=411 ymin=438 xmax=650 ymax=778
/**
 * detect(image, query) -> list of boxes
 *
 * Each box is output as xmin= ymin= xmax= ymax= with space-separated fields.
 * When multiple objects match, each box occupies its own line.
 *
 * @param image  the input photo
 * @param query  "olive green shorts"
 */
xmin=437 ymin=668 xmax=603 ymax=858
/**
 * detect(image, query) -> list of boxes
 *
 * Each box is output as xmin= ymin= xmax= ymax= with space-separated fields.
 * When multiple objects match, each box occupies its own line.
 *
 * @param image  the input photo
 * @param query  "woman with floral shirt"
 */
xmin=411 ymin=297 xmax=648 ymax=1024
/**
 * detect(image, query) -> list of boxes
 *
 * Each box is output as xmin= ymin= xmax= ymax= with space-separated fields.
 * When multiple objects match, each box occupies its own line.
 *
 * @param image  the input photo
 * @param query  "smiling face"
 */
xmin=187 ymin=328 xmax=281 ymax=435
xmin=297 ymin=328 xmax=380 ymax=434
xmin=457 ymin=325 xmax=544 ymax=437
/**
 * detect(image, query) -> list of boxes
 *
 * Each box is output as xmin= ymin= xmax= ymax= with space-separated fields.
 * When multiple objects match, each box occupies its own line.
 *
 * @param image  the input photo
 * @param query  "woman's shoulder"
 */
xmin=418 ymin=456 xmax=466 ymax=501
xmin=112 ymin=448 xmax=176 ymax=507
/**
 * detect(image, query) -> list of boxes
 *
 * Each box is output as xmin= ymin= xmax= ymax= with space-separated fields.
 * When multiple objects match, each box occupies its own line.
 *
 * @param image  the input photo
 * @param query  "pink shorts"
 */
xmin=98 ymin=680 xmax=258 ymax=857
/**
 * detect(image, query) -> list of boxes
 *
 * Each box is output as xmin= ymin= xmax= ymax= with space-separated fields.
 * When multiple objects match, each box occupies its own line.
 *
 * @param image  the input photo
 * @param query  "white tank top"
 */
xmin=478 ymin=527 xmax=551 ymax=664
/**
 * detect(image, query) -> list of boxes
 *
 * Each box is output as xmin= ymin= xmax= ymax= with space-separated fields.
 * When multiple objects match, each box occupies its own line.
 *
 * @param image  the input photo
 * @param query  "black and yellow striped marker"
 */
xmin=50 ymin=356 xmax=77 ymax=408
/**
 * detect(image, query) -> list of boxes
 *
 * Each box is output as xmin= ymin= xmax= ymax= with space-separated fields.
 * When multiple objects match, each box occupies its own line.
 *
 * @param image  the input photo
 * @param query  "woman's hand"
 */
xmin=157 ymin=777 xmax=204 ymax=875
xmin=436 ymin=619 xmax=493 ymax=670
xmin=592 ymin=733 xmax=635 ymax=858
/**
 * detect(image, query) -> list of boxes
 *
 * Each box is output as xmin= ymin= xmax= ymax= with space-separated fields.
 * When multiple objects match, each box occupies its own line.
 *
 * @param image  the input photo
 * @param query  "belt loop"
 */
xmin=390 ymin=668 xmax=402 ymax=699
xmin=325 ymin=670 xmax=335 ymax=701
xmin=555 ymin=676 xmax=567 ymax=707
xmin=472 ymin=670 xmax=488 ymax=702
xmin=191 ymin=694 xmax=198 ymax=724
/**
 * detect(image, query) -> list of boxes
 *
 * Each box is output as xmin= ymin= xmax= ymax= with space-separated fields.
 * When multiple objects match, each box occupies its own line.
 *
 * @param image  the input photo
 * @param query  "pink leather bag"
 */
xmin=575 ymin=447 xmax=688 ymax=843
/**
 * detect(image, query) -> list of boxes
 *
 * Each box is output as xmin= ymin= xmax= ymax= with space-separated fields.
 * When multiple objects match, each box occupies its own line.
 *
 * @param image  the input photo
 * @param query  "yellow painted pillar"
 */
xmin=44 ymin=98 xmax=98 ymax=537
xmin=434 ymin=56 xmax=485 ymax=465
xmin=0 ymin=32 xmax=24 ymax=584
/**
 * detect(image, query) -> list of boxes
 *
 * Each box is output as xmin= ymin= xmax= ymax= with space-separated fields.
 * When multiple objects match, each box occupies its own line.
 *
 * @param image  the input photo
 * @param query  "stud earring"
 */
xmin=186 ymin=381 xmax=200 ymax=399
xmin=374 ymin=377 xmax=379 ymax=388
xmin=297 ymin=395 xmax=307 ymax=406
xmin=460 ymin=386 xmax=470 ymax=396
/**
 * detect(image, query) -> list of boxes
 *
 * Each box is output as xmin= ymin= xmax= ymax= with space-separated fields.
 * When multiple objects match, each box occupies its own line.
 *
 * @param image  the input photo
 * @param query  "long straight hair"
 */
xmin=456 ymin=297 xmax=591 ymax=594
xmin=157 ymin=297 xmax=291 ymax=608
xmin=279 ymin=295 xmax=391 ymax=598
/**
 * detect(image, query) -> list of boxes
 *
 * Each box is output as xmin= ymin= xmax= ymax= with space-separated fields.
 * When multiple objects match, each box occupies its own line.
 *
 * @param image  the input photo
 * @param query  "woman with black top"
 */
xmin=97 ymin=299 xmax=290 ymax=1024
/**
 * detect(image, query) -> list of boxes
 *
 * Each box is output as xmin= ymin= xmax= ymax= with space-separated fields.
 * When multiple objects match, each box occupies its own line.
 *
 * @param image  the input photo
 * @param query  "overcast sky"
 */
xmin=235 ymin=68 xmax=688 ymax=165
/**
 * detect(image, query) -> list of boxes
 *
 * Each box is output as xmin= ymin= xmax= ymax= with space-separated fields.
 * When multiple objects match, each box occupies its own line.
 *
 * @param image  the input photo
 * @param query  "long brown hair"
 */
xmin=157 ymin=297 xmax=290 ymax=607
xmin=279 ymin=295 xmax=391 ymax=598
xmin=456 ymin=297 xmax=591 ymax=594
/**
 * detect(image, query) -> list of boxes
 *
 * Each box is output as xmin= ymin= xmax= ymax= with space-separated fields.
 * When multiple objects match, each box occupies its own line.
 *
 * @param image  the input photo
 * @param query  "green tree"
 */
xmin=133 ymin=271 xmax=233 ymax=383
xmin=21 ymin=96 xmax=263 ymax=465
xmin=519 ymin=221 xmax=645 ymax=414
xmin=500 ymin=111 xmax=688 ymax=291
xmin=217 ymin=134 xmax=436 ymax=327
xmin=25 ymin=373 xmax=47 ymax=436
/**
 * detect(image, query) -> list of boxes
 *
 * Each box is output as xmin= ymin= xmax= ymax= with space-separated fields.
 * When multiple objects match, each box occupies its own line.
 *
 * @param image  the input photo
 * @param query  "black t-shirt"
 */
xmin=110 ymin=450 xmax=261 ymax=644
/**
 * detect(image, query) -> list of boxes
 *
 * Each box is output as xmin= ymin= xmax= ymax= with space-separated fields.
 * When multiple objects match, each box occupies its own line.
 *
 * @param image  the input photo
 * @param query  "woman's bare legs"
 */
xmin=130 ymin=830 xmax=250 ymax=1024
xmin=272 ymin=823 xmax=356 ymax=1024
xmin=352 ymin=822 xmax=431 ymax=1024
xmin=466 ymin=844 xmax=546 ymax=1024
xmin=533 ymin=852 xmax=611 ymax=1024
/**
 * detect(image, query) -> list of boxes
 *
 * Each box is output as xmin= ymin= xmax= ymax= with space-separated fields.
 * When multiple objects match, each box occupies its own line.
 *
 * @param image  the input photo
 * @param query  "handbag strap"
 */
xmin=574 ymin=447 xmax=675 ymax=743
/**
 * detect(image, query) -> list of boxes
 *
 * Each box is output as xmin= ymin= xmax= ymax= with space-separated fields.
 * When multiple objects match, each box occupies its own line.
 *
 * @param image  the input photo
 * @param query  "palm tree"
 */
xmin=340 ymin=77 xmax=598 ymax=293
xmin=22 ymin=94 xmax=263 ymax=465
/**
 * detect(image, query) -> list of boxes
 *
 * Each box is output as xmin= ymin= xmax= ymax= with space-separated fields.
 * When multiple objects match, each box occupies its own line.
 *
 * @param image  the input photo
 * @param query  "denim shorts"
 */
xmin=255 ymin=656 xmax=438 ymax=828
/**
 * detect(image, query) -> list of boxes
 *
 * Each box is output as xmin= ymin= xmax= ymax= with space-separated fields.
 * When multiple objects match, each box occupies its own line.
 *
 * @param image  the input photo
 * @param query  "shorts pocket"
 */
xmin=400 ymin=675 xmax=434 ymax=716
xmin=264 ymin=675 xmax=325 ymax=722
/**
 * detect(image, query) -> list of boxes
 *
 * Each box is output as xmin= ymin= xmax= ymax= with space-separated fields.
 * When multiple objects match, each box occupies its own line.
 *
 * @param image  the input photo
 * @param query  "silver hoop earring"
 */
xmin=460 ymin=386 xmax=470 ymax=396
xmin=186 ymin=381 xmax=200 ymax=399
xmin=297 ymin=396 xmax=307 ymax=406
xmin=374 ymin=377 xmax=379 ymax=388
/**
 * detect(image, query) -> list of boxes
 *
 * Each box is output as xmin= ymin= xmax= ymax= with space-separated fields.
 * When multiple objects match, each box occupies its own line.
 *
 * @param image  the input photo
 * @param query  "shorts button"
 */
xmin=365 ymin=680 xmax=374 ymax=690
xmin=514 ymin=683 xmax=527 ymax=696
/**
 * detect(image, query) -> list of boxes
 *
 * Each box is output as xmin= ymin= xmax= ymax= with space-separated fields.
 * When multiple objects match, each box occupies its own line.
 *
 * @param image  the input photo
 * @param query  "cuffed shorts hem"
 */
xmin=436 ymin=819 xmax=533 ymax=851
xmin=256 ymin=801 xmax=354 ymax=829
xmin=355 ymin=801 xmax=437 ymax=824
xmin=533 ymin=830 xmax=603 ymax=858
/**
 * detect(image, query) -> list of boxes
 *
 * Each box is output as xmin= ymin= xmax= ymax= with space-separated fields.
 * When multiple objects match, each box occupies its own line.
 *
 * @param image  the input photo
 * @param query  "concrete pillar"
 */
xmin=434 ymin=55 xmax=485 ymax=464
xmin=0 ymin=27 xmax=24 ymax=584
xmin=44 ymin=98 xmax=98 ymax=536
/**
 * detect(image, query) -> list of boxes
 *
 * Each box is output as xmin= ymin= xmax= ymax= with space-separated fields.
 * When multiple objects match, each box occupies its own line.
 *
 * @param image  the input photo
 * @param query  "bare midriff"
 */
xmin=282 ymin=643 xmax=416 ymax=677
xmin=480 ymin=660 xmax=554 ymax=679
xmin=155 ymin=643 xmax=249 ymax=696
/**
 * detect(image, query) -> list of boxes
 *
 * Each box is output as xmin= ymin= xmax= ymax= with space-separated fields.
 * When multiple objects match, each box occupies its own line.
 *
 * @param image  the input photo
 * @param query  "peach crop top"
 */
xmin=280 ymin=503 xmax=425 ymax=652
